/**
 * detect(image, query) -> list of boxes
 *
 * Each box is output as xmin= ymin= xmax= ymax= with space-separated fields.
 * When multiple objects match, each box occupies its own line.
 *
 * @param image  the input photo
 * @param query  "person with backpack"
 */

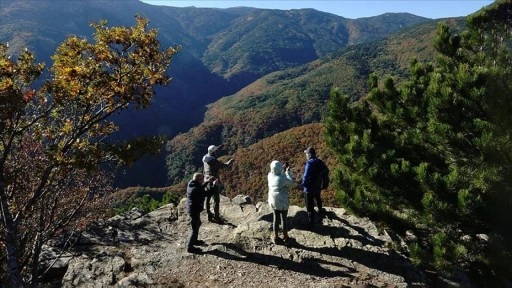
xmin=267 ymin=160 xmax=294 ymax=244
xmin=301 ymin=147 xmax=329 ymax=226
xmin=202 ymin=144 xmax=233 ymax=223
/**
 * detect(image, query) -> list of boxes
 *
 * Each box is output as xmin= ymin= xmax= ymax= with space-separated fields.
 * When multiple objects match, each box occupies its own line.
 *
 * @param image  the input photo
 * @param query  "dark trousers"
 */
xmin=205 ymin=183 xmax=220 ymax=217
xmin=187 ymin=212 xmax=201 ymax=248
xmin=304 ymin=191 xmax=323 ymax=223
xmin=272 ymin=209 xmax=288 ymax=234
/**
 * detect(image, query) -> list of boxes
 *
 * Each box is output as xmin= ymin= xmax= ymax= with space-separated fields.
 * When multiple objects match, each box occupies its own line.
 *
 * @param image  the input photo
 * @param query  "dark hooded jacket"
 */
xmin=186 ymin=180 xmax=207 ymax=214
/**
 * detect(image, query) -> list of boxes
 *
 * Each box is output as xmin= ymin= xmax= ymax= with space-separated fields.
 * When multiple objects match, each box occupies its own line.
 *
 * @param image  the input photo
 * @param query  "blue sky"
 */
xmin=140 ymin=0 xmax=494 ymax=19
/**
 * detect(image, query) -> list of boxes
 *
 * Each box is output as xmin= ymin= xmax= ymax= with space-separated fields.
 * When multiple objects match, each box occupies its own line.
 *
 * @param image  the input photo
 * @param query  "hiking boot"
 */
xmin=272 ymin=236 xmax=283 ymax=245
xmin=187 ymin=246 xmax=202 ymax=254
xmin=207 ymin=213 xmax=215 ymax=222
xmin=213 ymin=216 xmax=224 ymax=224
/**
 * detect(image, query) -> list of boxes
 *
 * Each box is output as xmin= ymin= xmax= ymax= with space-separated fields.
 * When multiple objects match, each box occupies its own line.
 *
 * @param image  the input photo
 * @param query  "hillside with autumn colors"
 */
xmin=0 ymin=0 xmax=434 ymax=187
xmin=165 ymin=18 xmax=465 ymax=187
xmin=220 ymin=123 xmax=336 ymax=206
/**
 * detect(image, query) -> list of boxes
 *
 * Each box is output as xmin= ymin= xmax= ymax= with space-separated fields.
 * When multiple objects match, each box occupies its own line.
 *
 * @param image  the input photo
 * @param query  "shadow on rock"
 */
xmin=256 ymin=213 xmax=273 ymax=223
xmin=324 ymin=211 xmax=385 ymax=246
xmin=289 ymin=240 xmax=425 ymax=286
xmin=205 ymin=242 xmax=354 ymax=279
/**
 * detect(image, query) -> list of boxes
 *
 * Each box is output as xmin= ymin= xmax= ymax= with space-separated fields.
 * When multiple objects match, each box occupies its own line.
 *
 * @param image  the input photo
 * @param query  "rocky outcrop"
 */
xmin=50 ymin=195 xmax=431 ymax=287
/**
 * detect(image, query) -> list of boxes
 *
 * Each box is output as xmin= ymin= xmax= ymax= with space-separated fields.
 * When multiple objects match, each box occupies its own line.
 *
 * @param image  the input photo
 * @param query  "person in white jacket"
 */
xmin=267 ymin=160 xmax=294 ymax=244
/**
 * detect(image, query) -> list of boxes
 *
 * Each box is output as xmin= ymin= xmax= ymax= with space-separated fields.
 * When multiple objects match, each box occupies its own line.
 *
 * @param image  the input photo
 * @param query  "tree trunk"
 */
xmin=1 ymin=184 xmax=26 ymax=287
xmin=5 ymin=231 xmax=25 ymax=287
xmin=30 ymin=232 xmax=43 ymax=285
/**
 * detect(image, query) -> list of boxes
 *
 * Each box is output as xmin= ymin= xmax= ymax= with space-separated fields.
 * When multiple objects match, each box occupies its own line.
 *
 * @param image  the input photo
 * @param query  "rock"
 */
xmin=405 ymin=230 xmax=417 ymax=242
xmin=38 ymin=246 xmax=74 ymax=283
xmin=231 ymin=194 xmax=252 ymax=205
xmin=476 ymin=234 xmax=489 ymax=242
xmin=116 ymin=272 xmax=152 ymax=287
xmin=53 ymin=195 xmax=434 ymax=287
xmin=434 ymin=270 xmax=472 ymax=288
xmin=461 ymin=235 xmax=472 ymax=242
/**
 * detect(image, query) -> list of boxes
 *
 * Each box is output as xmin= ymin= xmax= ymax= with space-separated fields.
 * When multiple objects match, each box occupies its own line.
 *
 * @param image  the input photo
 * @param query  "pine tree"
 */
xmin=325 ymin=0 xmax=512 ymax=283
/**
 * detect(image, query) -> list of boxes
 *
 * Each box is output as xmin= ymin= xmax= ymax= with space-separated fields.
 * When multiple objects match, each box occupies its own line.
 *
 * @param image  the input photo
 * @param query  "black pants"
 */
xmin=272 ymin=209 xmax=288 ymax=235
xmin=304 ymin=191 xmax=323 ymax=223
xmin=205 ymin=183 xmax=220 ymax=217
xmin=187 ymin=212 xmax=201 ymax=248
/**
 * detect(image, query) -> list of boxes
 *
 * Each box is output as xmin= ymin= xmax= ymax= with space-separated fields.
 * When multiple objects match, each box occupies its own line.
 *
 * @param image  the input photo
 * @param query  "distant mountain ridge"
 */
xmin=0 ymin=0 xmax=433 ymax=186
xmin=165 ymin=19 xmax=464 ymax=191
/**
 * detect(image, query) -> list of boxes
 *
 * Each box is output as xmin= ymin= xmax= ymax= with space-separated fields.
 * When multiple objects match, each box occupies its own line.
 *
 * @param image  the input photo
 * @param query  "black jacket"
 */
xmin=186 ymin=180 xmax=207 ymax=214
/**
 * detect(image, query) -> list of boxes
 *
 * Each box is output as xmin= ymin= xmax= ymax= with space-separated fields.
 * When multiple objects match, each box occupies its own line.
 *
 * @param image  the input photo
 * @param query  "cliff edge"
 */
xmin=45 ymin=195 xmax=430 ymax=287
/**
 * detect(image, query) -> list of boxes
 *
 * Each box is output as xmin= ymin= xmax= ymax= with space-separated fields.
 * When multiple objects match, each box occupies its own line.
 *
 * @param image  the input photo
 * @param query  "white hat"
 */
xmin=208 ymin=145 xmax=220 ymax=153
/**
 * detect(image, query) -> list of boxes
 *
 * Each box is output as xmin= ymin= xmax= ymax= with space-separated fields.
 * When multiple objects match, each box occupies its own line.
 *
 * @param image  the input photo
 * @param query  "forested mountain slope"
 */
xmin=166 ymin=19 xmax=464 ymax=185
xmin=0 ymin=0 xmax=431 ymax=186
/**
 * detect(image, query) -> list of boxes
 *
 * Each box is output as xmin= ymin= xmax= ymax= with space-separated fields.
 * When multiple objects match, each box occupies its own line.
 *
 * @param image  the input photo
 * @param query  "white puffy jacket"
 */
xmin=267 ymin=160 xmax=294 ymax=210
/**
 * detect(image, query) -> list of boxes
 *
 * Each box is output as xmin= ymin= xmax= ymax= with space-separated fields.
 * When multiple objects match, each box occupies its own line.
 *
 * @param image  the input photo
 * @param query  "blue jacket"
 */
xmin=301 ymin=158 xmax=328 ymax=193
xmin=186 ymin=180 xmax=207 ymax=215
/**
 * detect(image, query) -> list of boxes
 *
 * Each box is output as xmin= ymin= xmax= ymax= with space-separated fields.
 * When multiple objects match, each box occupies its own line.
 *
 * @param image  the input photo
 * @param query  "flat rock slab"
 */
xmin=58 ymin=195 xmax=429 ymax=287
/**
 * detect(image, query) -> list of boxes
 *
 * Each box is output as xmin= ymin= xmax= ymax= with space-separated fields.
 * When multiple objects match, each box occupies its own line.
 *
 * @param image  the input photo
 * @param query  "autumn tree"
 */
xmin=0 ymin=16 xmax=180 ymax=286
xmin=324 ymin=0 xmax=511 ymax=284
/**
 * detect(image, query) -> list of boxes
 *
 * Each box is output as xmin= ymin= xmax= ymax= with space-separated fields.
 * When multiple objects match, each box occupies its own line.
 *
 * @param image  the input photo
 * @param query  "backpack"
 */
xmin=320 ymin=162 xmax=330 ymax=190
xmin=313 ymin=160 xmax=330 ymax=190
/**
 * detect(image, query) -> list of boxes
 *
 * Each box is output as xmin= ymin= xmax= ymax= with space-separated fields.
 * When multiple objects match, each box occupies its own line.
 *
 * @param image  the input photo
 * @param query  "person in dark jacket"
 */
xmin=202 ymin=144 xmax=233 ymax=223
xmin=186 ymin=172 xmax=217 ymax=253
xmin=301 ymin=147 xmax=329 ymax=226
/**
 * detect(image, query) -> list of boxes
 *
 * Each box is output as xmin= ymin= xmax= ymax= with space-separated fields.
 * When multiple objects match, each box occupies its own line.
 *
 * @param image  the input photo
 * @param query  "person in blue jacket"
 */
xmin=186 ymin=172 xmax=217 ymax=253
xmin=301 ymin=147 xmax=329 ymax=226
